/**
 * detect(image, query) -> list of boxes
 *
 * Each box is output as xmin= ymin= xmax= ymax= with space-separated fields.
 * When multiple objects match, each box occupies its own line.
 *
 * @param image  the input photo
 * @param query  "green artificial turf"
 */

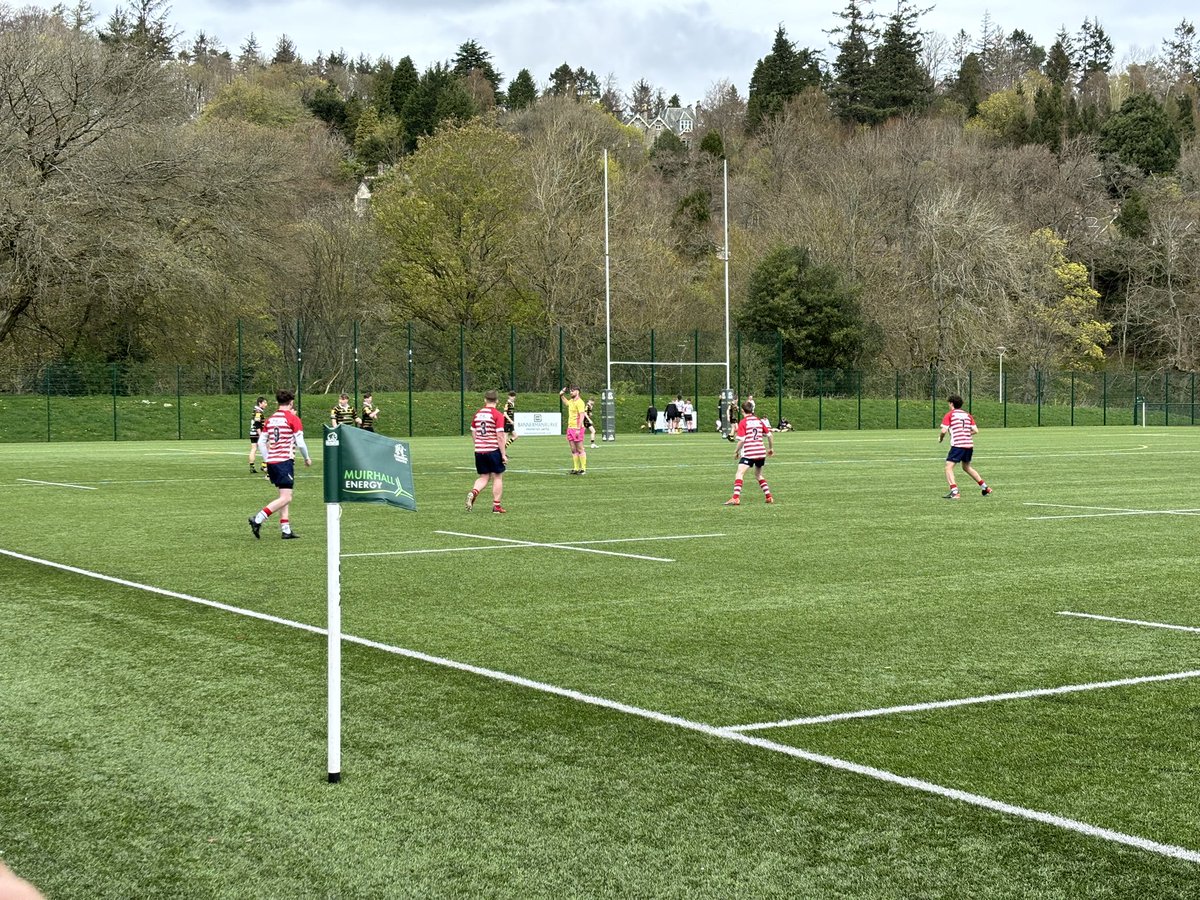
xmin=1 ymin=427 xmax=1198 ymax=897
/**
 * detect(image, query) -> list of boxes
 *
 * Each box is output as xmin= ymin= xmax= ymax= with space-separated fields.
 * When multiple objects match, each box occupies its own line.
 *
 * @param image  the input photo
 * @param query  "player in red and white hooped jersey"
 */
xmin=939 ymin=394 xmax=991 ymax=500
xmin=724 ymin=400 xmax=774 ymax=506
xmin=247 ymin=389 xmax=313 ymax=539
xmin=466 ymin=389 xmax=508 ymax=513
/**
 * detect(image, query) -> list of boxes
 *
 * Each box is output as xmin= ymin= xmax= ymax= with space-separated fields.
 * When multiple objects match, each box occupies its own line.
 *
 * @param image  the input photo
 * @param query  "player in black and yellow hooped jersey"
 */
xmin=359 ymin=391 xmax=380 ymax=432
xmin=248 ymin=396 xmax=268 ymax=473
xmin=330 ymin=393 xmax=357 ymax=428
xmin=503 ymin=391 xmax=517 ymax=443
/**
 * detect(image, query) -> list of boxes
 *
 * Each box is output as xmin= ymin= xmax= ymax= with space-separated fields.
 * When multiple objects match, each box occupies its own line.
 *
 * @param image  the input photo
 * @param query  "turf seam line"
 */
xmin=344 ymin=532 xmax=727 ymax=560
xmin=1058 ymin=611 xmax=1200 ymax=634
xmin=434 ymin=530 xmax=677 ymax=563
xmin=4 ymin=546 xmax=1199 ymax=865
xmin=725 ymin=669 xmax=1200 ymax=730
xmin=15 ymin=478 xmax=97 ymax=490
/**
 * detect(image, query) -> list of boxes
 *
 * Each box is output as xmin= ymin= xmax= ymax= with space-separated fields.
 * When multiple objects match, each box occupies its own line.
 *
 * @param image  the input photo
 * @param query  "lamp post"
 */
xmin=997 ymin=346 xmax=1008 ymax=403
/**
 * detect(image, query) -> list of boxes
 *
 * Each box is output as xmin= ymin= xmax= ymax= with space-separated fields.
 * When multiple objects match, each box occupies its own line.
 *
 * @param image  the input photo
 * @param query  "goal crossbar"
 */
xmin=610 ymin=360 xmax=728 ymax=367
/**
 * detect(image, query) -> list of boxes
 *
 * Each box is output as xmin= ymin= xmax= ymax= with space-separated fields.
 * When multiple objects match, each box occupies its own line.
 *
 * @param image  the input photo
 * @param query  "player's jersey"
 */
xmin=262 ymin=409 xmax=305 ymax=464
xmin=249 ymin=407 xmax=266 ymax=438
xmin=942 ymin=409 xmax=976 ymax=447
xmin=735 ymin=414 xmax=771 ymax=458
xmin=504 ymin=399 xmax=516 ymax=418
xmin=565 ymin=397 xmax=587 ymax=429
xmin=471 ymin=406 xmax=505 ymax=452
xmin=360 ymin=403 xmax=377 ymax=431
xmin=331 ymin=404 xmax=357 ymax=426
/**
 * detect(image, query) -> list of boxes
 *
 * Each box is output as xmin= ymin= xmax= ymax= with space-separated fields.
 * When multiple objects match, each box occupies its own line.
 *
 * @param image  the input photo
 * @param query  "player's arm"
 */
xmin=765 ymin=429 xmax=774 ymax=456
xmin=294 ymin=431 xmax=313 ymax=466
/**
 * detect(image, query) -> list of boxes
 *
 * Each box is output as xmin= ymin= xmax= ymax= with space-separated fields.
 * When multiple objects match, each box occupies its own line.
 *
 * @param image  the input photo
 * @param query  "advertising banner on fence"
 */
xmin=514 ymin=411 xmax=561 ymax=437
xmin=322 ymin=425 xmax=416 ymax=510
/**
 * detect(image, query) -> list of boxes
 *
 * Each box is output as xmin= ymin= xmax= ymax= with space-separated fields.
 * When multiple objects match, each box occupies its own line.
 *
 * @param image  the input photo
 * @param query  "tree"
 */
xmin=400 ymin=63 xmax=475 ymax=151
xmin=389 ymin=56 xmax=419 ymax=117
xmin=947 ymin=52 xmax=984 ymax=116
xmin=506 ymin=68 xmax=537 ymax=110
xmin=372 ymin=120 xmax=528 ymax=330
xmin=1017 ymin=228 xmax=1110 ymax=369
xmin=1075 ymin=17 xmax=1114 ymax=87
xmin=1044 ymin=30 xmax=1074 ymax=87
xmin=237 ymin=33 xmax=263 ymax=73
xmin=746 ymin=25 xmax=823 ymax=130
xmin=452 ymin=39 xmax=502 ymax=97
xmin=1098 ymin=93 xmax=1181 ymax=175
xmin=271 ymin=34 xmax=298 ymax=66
xmin=1161 ymin=19 xmax=1199 ymax=86
xmin=99 ymin=0 xmax=176 ymax=59
xmin=871 ymin=3 xmax=930 ymax=120
xmin=626 ymin=78 xmax=657 ymax=117
xmin=737 ymin=245 xmax=877 ymax=370
xmin=546 ymin=62 xmax=600 ymax=101
xmin=829 ymin=0 xmax=879 ymax=124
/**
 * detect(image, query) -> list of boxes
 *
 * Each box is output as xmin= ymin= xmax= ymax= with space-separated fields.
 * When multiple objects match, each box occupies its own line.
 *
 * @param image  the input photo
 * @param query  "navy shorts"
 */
xmin=266 ymin=460 xmax=295 ymax=489
xmin=739 ymin=456 xmax=767 ymax=468
xmin=946 ymin=446 xmax=974 ymax=464
xmin=249 ymin=434 xmax=260 ymax=445
xmin=475 ymin=450 xmax=506 ymax=475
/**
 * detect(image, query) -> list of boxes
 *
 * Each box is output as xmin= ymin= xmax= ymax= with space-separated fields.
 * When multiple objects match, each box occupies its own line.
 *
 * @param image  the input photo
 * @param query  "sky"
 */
xmin=30 ymin=1 xmax=1191 ymax=106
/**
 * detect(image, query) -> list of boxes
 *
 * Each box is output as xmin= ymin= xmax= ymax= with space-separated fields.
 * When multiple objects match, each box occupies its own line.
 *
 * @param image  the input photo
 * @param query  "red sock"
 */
xmin=733 ymin=478 xmax=743 ymax=498
xmin=261 ymin=507 xmax=274 ymax=518
xmin=758 ymin=478 xmax=771 ymax=498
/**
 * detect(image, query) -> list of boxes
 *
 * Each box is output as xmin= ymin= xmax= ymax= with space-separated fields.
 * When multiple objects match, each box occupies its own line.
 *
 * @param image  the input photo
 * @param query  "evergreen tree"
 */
xmin=626 ymin=78 xmax=656 ymax=117
xmin=237 ymin=33 xmax=263 ymax=72
xmin=271 ymin=34 xmax=298 ymax=66
xmin=947 ymin=52 xmax=984 ymax=117
xmin=871 ymin=3 xmax=929 ymax=119
xmin=1098 ymin=93 xmax=1181 ymax=175
xmin=401 ymin=63 xmax=475 ymax=151
xmin=1075 ymin=17 xmax=1114 ymax=87
xmin=390 ymin=57 xmax=419 ymax=117
xmin=1028 ymin=84 xmax=1065 ymax=154
xmin=1044 ymin=29 xmax=1074 ymax=87
xmin=829 ymin=0 xmax=879 ymax=124
xmin=452 ymin=39 xmax=503 ymax=96
xmin=506 ymin=69 xmax=537 ymax=110
xmin=1161 ymin=19 xmax=1199 ymax=85
xmin=746 ymin=25 xmax=823 ymax=130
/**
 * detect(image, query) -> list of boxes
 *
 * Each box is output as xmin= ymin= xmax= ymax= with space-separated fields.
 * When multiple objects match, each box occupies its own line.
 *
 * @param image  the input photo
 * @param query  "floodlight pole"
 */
xmin=997 ymin=346 xmax=1007 ymax=403
xmin=723 ymin=158 xmax=731 ymax=392
xmin=601 ymin=149 xmax=616 ymax=441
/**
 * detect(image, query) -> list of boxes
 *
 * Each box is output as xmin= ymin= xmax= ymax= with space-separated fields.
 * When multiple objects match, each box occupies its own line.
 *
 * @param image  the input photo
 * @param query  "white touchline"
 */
xmin=435 ymin=531 xmax=676 ymax=563
xmin=15 ymin=479 xmax=97 ymax=490
xmin=1058 ymin=611 xmax=1200 ymax=634
xmin=727 ymin=669 xmax=1200 ymax=731
xmin=2 ymin=546 xmax=1198 ymax=865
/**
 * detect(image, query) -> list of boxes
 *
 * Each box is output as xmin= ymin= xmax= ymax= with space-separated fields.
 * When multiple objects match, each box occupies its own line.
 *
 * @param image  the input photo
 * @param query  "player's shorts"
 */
xmin=475 ymin=449 xmax=506 ymax=475
xmin=266 ymin=460 xmax=295 ymax=489
xmin=503 ymin=422 xmax=514 ymax=434
xmin=566 ymin=427 xmax=584 ymax=443
xmin=946 ymin=446 xmax=974 ymax=464
xmin=739 ymin=456 xmax=767 ymax=468
xmin=249 ymin=434 xmax=260 ymax=445
xmin=583 ymin=415 xmax=594 ymax=429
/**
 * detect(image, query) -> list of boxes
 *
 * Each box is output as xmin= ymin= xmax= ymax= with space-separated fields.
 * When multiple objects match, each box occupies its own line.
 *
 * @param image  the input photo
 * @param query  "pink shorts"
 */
xmin=566 ymin=427 xmax=584 ymax=442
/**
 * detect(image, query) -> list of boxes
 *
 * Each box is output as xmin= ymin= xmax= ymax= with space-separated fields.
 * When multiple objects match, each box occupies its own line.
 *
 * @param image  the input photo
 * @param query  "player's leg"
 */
xmin=726 ymin=462 xmax=749 ymax=505
xmin=963 ymin=462 xmax=990 ymax=494
xmin=755 ymin=462 xmax=773 ymax=503
xmin=944 ymin=460 xmax=959 ymax=498
xmin=491 ymin=473 xmax=505 ymax=512
xmin=467 ymin=471 xmax=489 ymax=510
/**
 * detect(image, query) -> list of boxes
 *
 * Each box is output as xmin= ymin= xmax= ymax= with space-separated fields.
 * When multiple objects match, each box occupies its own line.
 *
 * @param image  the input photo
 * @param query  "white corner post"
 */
xmin=326 ymin=501 xmax=342 ymax=783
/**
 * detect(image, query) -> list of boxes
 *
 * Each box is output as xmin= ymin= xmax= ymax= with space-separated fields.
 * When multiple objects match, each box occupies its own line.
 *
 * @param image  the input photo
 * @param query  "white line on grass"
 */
xmin=345 ymin=532 xmax=727 ymax=560
xmin=1058 ymin=611 xmax=1200 ymax=634
xmin=15 ymin=478 xmax=97 ymax=490
xmin=1025 ymin=502 xmax=1200 ymax=520
xmin=726 ymin=669 xmax=1200 ymax=731
xmin=435 ymin=530 xmax=676 ymax=563
xmin=4 ymin=546 xmax=1199 ymax=864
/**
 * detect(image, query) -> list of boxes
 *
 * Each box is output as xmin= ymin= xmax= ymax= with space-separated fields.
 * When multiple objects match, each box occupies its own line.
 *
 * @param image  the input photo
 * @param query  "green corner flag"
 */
xmin=323 ymin=425 xmax=415 ymax=510
xmin=322 ymin=424 xmax=416 ymax=784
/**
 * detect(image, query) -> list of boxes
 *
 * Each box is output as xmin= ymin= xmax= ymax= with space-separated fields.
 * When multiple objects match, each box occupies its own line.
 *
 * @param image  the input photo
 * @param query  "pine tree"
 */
xmin=871 ymin=3 xmax=929 ymax=119
xmin=237 ymin=33 xmax=263 ymax=72
xmin=829 ymin=0 xmax=879 ymax=124
xmin=390 ymin=57 xmax=419 ymax=118
xmin=1075 ymin=17 xmax=1114 ymax=87
xmin=506 ymin=69 xmax=537 ymax=110
xmin=271 ymin=34 xmax=297 ymax=66
xmin=746 ymin=25 xmax=823 ymax=130
xmin=1161 ymin=19 xmax=1199 ymax=85
xmin=452 ymin=40 xmax=503 ymax=96
xmin=1044 ymin=29 xmax=1074 ymax=87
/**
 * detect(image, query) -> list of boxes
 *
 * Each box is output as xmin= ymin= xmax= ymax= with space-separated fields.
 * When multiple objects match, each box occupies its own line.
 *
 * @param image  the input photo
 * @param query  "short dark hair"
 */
xmin=255 ymin=396 xmax=265 ymax=405
xmin=484 ymin=389 xmax=498 ymax=402
xmin=339 ymin=393 xmax=350 ymax=400
xmin=948 ymin=394 xmax=964 ymax=409
xmin=276 ymin=389 xmax=294 ymax=405
xmin=363 ymin=391 xmax=372 ymax=398
xmin=742 ymin=400 xmax=754 ymax=414
xmin=508 ymin=391 xmax=516 ymax=397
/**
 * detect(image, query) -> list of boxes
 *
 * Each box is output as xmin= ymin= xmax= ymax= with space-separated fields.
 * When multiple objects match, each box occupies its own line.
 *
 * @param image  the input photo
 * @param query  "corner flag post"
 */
xmin=322 ymin=425 xmax=416 ymax=784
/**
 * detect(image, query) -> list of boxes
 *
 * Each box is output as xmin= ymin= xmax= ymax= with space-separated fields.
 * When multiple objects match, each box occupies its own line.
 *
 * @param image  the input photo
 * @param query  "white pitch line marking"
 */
xmin=435 ymin=530 xmax=676 ymax=563
xmin=1025 ymin=502 xmax=1200 ymax=520
xmin=345 ymin=532 xmax=727 ymax=560
xmin=15 ymin=478 xmax=97 ymax=490
xmin=726 ymin=669 xmax=1200 ymax=731
xmin=3 ymin=545 xmax=1198 ymax=865
xmin=1058 ymin=611 xmax=1200 ymax=635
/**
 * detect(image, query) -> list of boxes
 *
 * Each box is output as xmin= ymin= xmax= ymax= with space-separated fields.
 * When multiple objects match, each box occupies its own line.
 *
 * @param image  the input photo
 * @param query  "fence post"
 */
xmin=649 ymin=329 xmax=656 ymax=407
xmin=510 ymin=325 xmax=516 ymax=390
xmin=1192 ymin=372 xmax=1196 ymax=425
xmin=736 ymin=330 xmax=742 ymax=404
xmin=967 ymin=369 xmax=972 ymax=413
xmin=1036 ymin=370 xmax=1042 ymax=426
xmin=1165 ymin=371 xmax=1170 ymax=426
xmin=856 ymin=371 xmax=862 ymax=431
xmin=295 ymin=319 xmax=303 ymax=417
xmin=112 ymin=362 xmax=119 ymax=441
xmin=177 ymin=365 xmax=182 ymax=440
xmin=1070 ymin=372 xmax=1075 ymax=426
xmin=776 ymin=332 xmax=783 ymax=427
xmin=558 ymin=326 xmax=564 ymax=394
xmin=352 ymin=320 xmax=359 ymax=407
xmin=44 ymin=366 xmax=51 ymax=442
xmin=693 ymin=329 xmax=699 ymax=421
xmin=1133 ymin=372 xmax=1139 ymax=425
xmin=817 ymin=369 xmax=824 ymax=431
xmin=1003 ymin=364 xmax=1007 ymax=427
xmin=1102 ymin=371 xmax=1107 ymax=425
xmin=930 ymin=367 xmax=938 ymax=430
xmin=459 ymin=324 xmax=466 ymax=437
xmin=406 ymin=322 xmax=413 ymax=438
xmin=894 ymin=371 xmax=900 ymax=430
